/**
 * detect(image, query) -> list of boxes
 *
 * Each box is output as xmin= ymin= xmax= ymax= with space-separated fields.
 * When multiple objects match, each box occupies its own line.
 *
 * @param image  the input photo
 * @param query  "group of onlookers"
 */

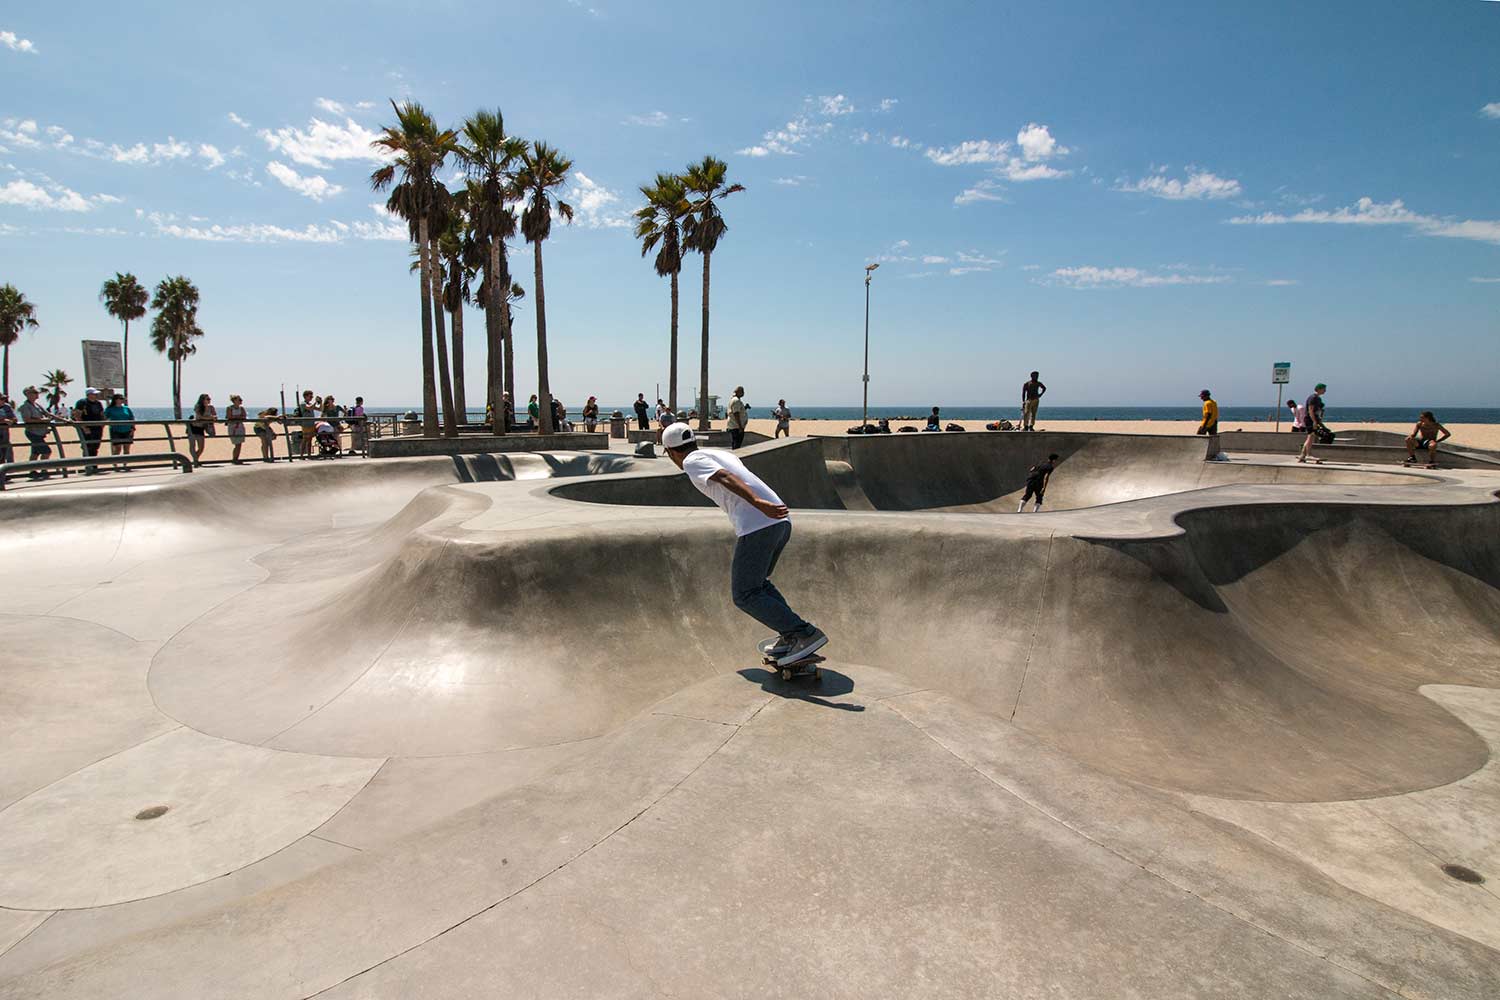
xmin=0 ymin=385 xmax=138 ymax=479
xmin=626 ymin=386 xmax=787 ymax=448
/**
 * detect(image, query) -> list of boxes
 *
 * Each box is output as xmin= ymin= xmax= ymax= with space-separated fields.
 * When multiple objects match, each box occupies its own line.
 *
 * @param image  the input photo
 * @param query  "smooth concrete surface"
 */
xmin=367 ymin=431 xmax=608 ymax=458
xmin=0 ymin=432 xmax=1497 ymax=998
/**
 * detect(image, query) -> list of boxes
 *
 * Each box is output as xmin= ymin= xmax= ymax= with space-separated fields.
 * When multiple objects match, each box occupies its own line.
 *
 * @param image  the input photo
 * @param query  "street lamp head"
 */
xmin=865 ymin=263 xmax=880 ymax=272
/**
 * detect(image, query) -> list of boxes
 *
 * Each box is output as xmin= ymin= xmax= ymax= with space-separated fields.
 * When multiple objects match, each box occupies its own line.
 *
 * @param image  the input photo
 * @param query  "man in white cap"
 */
xmin=662 ymin=422 xmax=827 ymax=664
xmin=78 ymin=387 xmax=107 ymax=471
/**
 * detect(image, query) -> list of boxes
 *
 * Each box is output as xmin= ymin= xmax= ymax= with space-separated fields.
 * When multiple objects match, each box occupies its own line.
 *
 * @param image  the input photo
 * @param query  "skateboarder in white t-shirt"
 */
xmin=663 ymin=423 xmax=827 ymax=665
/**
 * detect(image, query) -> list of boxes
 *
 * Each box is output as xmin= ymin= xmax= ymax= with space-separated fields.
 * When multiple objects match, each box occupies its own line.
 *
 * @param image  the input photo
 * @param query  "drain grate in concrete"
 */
xmin=1441 ymin=864 xmax=1484 ymax=884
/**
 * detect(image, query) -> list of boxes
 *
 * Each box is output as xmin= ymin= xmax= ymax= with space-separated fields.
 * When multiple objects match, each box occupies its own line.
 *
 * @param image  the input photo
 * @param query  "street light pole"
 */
xmin=863 ymin=263 xmax=879 ymax=429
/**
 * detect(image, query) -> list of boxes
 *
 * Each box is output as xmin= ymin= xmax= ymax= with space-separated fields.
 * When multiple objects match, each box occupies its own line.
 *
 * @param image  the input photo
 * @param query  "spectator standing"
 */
xmin=76 ymin=388 xmax=107 ymax=468
xmin=551 ymin=397 xmax=568 ymax=431
xmin=634 ymin=393 xmax=650 ymax=430
xmin=295 ymin=390 xmax=318 ymax=456
xmin=0 ymin=393 xmax=15 ymax=465
xmin=188 ymin=393 xmax=216 ymax=466
xmin=772 ymin=399 xmax=792 ymax=439
xmin=1196 ymin=389 xmax=1221 ymax=459
xmin=1298 ymin=383 xmax=1327 ymax=464
xmin=527 ymin=393 xmax=541 ymax=429
xmin=583 ymin=396 xmax=600 ymax=432
xmin=19 ymin=386 xmax=57 ymax=477
xmin=349 ymin=397 xmax=367 ymax=454
xmin=1287 ymin=399 xmax=1302 ymax=432
xmin=727 ymin=386 xmax=749 ymax=449
xmin=501 ymin=392 xmax=515 ymax=432
xmin=225 ymin=395 xmax=249 ymax=464
xmin=253 ymin=407 xmax=279 ymax=462
xmin=104 ymin=393 xmax=135 ymax=468
xmin=1020 ymin=371 xmax=1047 ymax=431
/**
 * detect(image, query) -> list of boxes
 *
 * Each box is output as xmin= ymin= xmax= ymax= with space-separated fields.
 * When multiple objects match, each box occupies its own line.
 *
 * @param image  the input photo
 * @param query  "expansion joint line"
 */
xmin=883 ymin=701 xmax=1406 ymax=1000
xmin=1009 ymin=531 xmax=1054 ymax=722
xmin=304 ymin=714 xmax=747 ymax=998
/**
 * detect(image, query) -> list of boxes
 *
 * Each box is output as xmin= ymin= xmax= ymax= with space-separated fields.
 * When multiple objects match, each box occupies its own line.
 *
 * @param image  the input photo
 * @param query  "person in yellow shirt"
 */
xmin=1196 ymin=389 xmax=1219 ymax=435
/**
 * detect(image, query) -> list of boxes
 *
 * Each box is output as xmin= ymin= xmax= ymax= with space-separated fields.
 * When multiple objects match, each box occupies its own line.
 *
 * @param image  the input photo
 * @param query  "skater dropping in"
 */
xmin=662 ymin=423 xmax=827 ymax=665
xmin=1018 ymin=453 xmax=1059 ymax=512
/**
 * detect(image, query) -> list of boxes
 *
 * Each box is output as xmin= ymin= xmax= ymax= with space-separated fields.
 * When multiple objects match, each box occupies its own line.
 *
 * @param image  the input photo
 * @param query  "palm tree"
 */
xmin=681 ymin=156 xmax=745 ymax=430
xmin=437 ymin=213 xmax=474 ymax=422
xmin=41 ymin=368 xmax=71 ymax=412
xmin=514 ymin=141 xmax=574 ymax=435
xmin=457 ymin=111 xmax=526 ymax=430
xmin=149 ymin=276 xmax=204 ymax=418
xmin=371 ymin=100 xmax=459 ymax=437
xmin=0 ymin=283 xmax=40 ymax=396
xmin=99 ymin=272 xmax=148 ymax=399
xmin=635 ymin=173 xmax=690 ymax=412
xmin=424 ymin=187 xmax=460 ymax=436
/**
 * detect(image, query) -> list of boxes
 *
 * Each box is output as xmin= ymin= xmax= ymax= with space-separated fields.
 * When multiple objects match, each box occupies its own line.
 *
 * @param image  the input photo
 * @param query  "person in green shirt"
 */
xmin=527 ymin=393 xmax=540 ymax=429
xmin=104 ymin=394 xmax=135 ymax=466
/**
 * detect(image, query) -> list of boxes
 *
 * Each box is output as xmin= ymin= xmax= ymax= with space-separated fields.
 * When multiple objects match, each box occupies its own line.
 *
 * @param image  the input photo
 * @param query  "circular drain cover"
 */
xmin=135 ymin=805 xmax=170 ymax=821
xmin=1441 ymin=864 xmax=1484 ymax=884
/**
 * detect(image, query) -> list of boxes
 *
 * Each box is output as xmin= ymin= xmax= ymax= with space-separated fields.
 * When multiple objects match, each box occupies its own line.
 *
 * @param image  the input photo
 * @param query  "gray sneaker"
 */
xmin=776 ymin=625 xmax=828 ymax=666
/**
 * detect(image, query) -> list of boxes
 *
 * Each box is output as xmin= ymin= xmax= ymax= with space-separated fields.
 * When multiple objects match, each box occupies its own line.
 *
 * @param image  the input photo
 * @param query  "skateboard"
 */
xmin=758 ymin=636 xmax=826 ymax=682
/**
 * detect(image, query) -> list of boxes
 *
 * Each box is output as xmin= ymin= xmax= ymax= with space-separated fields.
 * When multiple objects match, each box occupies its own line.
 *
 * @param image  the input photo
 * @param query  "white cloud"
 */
xmin=737 ymin=145 xmax=770 ymax=158
xmin=1480 ymin=102 xmax=1500 ymax=120
xmin=107 ymin=137 xmax=192 ymax=165
xmin=1045 ymin=266 xmax=1231 ymax=289
xmin=1265 ymin=279 xmax=1299 ymax=286
xmin=736 ymin=115 xmax=833 ymax=157
xmin=1021 ymin=264 xmax=1041 ymax=271
xmin=145 ymin=204 xmax=403 ymax=244
xmin=1 ymin=30 xmax=37 ymax=54
xmin=817 ymin=94 xmax=855 ymax=116
xmin=315 ymin=98 xmax=346 ymax=115
xmin=1118 ymin=169 xmax=1242 ymax=200
xmin=227 ymin=112 xmax=251 ymax=129
xmin=877 ymin=98 xmax=898 ymax=112
xmin=355 ymin=101 xmax=376 ymax=110
xmin=0 ymin=118 xmax=41 ymax=149
xmin=44 ymin=125 xmax=72 ymax=147
xmin=351 ymin=203 xmax=408 ymax=241
xmin=259 ymin=116 xmax=386 ymax=170
xmin=623 ymin=111 xmax=670 ymax=127
xmin=772 ymin=176 xmax=808 ymax=186
xmin=567 ymin=171 xmax=630 ymax=229
xmin=1469 ymin=276 xmax=1500 ymax=284
xmin=888 ymin=135 xmax=914 ymax=149
xmin=926 ymin=139 xmax=1012 ymax=166
xmin=197 ymin=143 xmax=226 ymax=169
xmin=266 ymin=161 xmax=343 ymax=201
xmin=998 ymin=160 xmax=1067 ymax=181
xmin=0 ymin=178 xmax=97 ymax=212
xmin=1015 ymin=123 xmax=1066 ymax=161
xmin=954 ymin=179 xmax=1005 ymax=205
xmin=921 ymin=255 xmax=949 ymax=264
xmin=956 ymin=250 xmax=1004 ymax=266
xmin=1229 ymin=196 xmax=1500 ymax=246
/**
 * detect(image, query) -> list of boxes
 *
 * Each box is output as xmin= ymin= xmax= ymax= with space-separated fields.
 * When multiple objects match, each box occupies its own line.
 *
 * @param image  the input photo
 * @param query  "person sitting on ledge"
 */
xmin=1404 ymin=411 xmax=1450 ymax=468
xmin=924 ymin=407 xmax=941 ymax=431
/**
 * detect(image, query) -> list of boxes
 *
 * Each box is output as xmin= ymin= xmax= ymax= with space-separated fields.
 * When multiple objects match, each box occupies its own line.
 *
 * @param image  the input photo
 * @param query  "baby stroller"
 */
xmin=314 ymin=420 xmax=342 ymax=459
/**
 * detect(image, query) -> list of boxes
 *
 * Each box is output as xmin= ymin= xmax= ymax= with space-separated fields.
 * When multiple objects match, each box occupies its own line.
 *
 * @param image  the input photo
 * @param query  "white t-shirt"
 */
xmin=727 ymin=396 xmax=747 ymax=429
xmin=681 ymin=448 xmax=785 ymax=537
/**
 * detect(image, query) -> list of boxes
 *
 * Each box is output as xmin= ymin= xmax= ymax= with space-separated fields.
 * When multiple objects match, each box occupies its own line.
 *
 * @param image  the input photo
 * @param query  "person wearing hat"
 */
xmin=225 ymin=394 xmax=249 ymax=464
xmin=1196 ymin=389 xmax=1221 ymax=461
xmin=77 ymin=388 xmax=107 ymax=472
xmin=104 ymin=393 xmax=135 ymax=467
xmin=1298 ymin=383 xmax=1327 ymax=464
xmin=662 ymin=422 xmax=828 ymax=666
xmin=18 ymin=386 xmax=58 ymax=477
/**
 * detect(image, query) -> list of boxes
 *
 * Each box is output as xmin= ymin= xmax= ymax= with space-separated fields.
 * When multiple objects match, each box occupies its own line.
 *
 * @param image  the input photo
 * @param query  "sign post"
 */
xmin=81 ymin=340 xmax=125 ymax=394
xmin=1272 ymin=362 xmax=1291 ymax=431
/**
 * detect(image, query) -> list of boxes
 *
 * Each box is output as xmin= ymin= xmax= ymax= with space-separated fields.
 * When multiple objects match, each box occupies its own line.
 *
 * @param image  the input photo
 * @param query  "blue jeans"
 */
xmin=731 ymin=520 xmax=807 ymax=635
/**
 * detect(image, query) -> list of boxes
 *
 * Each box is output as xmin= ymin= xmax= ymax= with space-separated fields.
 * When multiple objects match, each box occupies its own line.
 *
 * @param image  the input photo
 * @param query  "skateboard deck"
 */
xmin=759 ymin=636 xmax=826 ymax=682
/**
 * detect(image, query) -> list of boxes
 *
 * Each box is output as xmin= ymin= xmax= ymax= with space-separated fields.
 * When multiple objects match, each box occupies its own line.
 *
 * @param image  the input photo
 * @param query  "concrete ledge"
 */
xmin=369 ymin=433 xmax=609 ymax=458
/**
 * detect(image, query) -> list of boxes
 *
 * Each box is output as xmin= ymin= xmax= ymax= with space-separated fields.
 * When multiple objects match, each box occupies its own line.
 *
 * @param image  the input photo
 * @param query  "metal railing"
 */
xmin=1 ymin=415 xmax=370 ymax=486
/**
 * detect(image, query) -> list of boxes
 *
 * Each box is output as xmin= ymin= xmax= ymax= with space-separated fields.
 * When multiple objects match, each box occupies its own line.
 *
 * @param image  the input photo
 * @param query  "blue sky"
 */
xmin=2 ymin=0 xmax=1497 ymax=410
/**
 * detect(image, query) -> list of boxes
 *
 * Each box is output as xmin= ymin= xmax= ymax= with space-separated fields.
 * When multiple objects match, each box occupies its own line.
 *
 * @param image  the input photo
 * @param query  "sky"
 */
xmin=2 ymin=0 xmax=1498 ymax=410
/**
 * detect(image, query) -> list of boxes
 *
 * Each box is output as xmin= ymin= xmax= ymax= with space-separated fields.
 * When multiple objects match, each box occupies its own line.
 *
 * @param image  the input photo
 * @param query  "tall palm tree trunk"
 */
xmin=172 ymin=355 xmax=182 ymax=419
xmin=416 ymin=217 xmax=439 ymax=437
xmin=502 ymin=301 xmax=515 ymax=417
xmin=3 ymin=346 xmax=9 ymax=396
xmin=487 ymin=240 xmax=505 ymax=433
xmin=698 ymin=250 xmax=711 ymax=431
xmin=428 ymin=235 xmax=458 ymax=438
xmin=668 ymin=270 xmax=679 ymax=412
xmin=122 ymin=320 xmax=130 ymax=399
xmin=533 ymin=240 xmax=553 ymax=435
xmin=451 ymin=296 xmax=466 ymax=423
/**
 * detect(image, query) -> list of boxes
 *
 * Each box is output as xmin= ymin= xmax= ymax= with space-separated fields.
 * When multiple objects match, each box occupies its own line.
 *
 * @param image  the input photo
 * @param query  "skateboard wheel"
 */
xmin=780 ymin=668 xmax=792 ymax=682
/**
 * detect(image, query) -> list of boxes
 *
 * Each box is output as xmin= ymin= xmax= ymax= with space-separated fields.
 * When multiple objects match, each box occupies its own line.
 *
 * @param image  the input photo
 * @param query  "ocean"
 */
xmin=117 ymin=404 xmax=1500 ymax=425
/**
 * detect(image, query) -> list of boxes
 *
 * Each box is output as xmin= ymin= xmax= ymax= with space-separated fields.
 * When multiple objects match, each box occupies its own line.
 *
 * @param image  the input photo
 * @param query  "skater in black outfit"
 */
xmin=1018 ymin=453 xmax=1059 ymax=512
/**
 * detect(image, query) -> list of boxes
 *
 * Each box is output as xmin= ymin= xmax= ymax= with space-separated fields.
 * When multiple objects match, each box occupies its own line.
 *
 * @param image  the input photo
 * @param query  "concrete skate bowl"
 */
xmin=147 ymin=448 xmax=1500 ymax=799
xmin=552 ymin=432 xmax=1425 ymax=513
